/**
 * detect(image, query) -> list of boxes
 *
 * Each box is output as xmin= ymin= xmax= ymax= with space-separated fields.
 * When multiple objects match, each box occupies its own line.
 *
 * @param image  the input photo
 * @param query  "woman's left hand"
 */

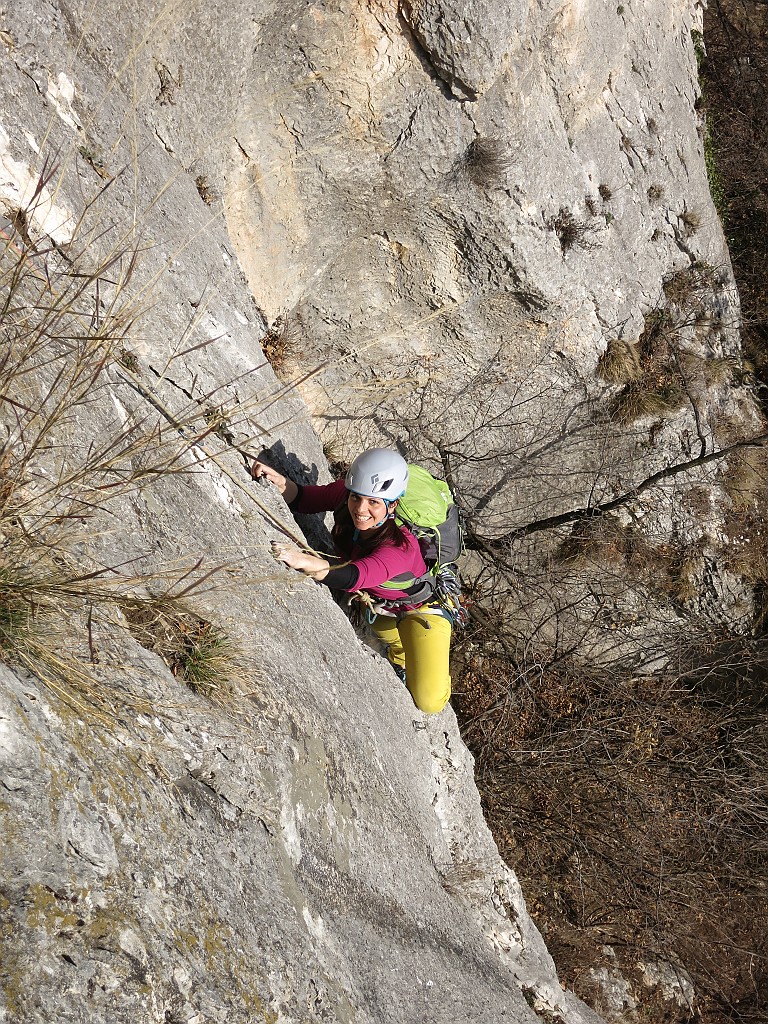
xmin=271 ymin=541 xmax=330 ymax=579
xmin=271 ymin=540 xmax=303 ymax=569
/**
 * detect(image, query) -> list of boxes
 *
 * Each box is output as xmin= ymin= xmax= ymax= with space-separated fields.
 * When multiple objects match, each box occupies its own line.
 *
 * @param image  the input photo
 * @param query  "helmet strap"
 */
xmin=374 ymin=498 xmax=398 ymax=528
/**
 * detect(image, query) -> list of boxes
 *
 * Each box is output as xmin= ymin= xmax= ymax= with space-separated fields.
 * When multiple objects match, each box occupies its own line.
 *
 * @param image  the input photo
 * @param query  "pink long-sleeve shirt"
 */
xmin=292 ymin=479 xmax=427 ymax=604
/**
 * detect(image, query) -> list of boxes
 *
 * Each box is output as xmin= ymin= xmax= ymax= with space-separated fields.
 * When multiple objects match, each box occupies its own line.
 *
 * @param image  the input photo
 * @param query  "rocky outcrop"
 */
xmin=400 ymin=0 xmax=527 ymax=99
xmin=1 ymin=648 xmax=595 ymax=1023
xmin=0 ymin=0 xmax=756 ymax=1021
xmin=0 ymin=2 xmax=609 ymax=1022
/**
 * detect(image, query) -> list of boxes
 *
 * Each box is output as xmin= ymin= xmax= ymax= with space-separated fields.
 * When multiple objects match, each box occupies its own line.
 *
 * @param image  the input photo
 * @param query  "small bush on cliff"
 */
xmin=602 ymin=273 xmax=732 ymax=425
xmin=548 ymin=208 xmax=598 ymax=253
xmin=462 ymin=137 xmax=512 ymax=186
xmin=680 ymin=207 xmax=703 ymax=236
xmin=662 ymin=261 xmax=717 ymax=306
xmin=596 ymin=338 xmax=642 ymax=383
xmin=120 ymin=600 xmax=244 ymax=700
xmin=261 ymin=313 xmax=294 ymax=375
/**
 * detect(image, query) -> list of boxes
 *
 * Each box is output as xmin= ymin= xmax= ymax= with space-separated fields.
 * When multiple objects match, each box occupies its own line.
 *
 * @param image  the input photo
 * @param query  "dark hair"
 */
xmin=333 ymin=495 xmax=410 ymax=558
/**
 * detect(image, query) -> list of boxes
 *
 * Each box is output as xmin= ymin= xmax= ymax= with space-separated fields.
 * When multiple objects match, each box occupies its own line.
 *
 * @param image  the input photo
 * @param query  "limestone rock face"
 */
xmin=0 ymin=0 xmax=754 ymax=1021
xmin=215 ymin=0 xmax=756 ymax=660
xmin=1 ymin=650 xmax=592 ymax=1024
xmin=0 ymin=1 xmax=607 ymax=1022
xmin=399 ymin=0 xmax=529 ymax=98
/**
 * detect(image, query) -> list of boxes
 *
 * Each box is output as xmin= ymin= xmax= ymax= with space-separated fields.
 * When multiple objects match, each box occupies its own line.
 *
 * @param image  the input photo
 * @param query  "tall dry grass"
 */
xmin=0 ymin=161 xmax=292 ymax=713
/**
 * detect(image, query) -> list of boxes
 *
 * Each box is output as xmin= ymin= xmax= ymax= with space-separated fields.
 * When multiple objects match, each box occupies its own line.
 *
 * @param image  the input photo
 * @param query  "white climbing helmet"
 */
xmin=345 ymin=448 xmax=409 ymax=501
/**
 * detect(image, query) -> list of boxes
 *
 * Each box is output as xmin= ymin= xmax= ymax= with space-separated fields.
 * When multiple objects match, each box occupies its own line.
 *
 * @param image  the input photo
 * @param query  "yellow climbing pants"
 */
xmin=372 ymin=607 xmax=452 ymax=714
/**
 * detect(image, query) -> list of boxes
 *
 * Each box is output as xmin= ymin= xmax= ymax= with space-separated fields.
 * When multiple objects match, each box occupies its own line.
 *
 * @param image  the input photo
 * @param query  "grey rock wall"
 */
xmin=0 ymin=1 xmax=605 ymax=1022
xmin=1 ymin=644 xmax=592 ymax=1024
xmin=212 ymin=0 xmax=758 ymax=657
xmin=0 ymin=0 xmax=756 ymax=1020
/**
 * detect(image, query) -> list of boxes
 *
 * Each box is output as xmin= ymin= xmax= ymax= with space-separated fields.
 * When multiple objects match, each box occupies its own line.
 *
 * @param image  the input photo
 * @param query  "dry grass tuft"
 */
xmin=439 ymin=858 xmax=492 ymax=898
xmin=602 ymin=263 xmax=735 ymax=426
xmin=555 ymin=514 xmax=628 ymax=568
xmin=0 ymin=566 xmax=37 ymax=657
xmin=680 ymin=208 xmax=703 ymax=235
xmin=679 ymin=351 xmax=739 ymax=388
xmin=724 ymin=507 xmax=768 ymax=583
xmin=554 ymin=516 xmax=693 ymax=601
xmin=322 ymin=436 xmax=350 ymax=479
xmin=120 ymin=599 xmax=246 ymax=700
xmin=261 ymin=314 xmax=294 ymax=375
xmin=720 ymin=446 xmax=768 ymax=512
xmin=601 ymin=302 xmax=701 ymax=424
xmin=0 ymin=160 xmax=269 ymax=713
xmin=637 ymin=307 xmax=674 ymax=357
xmin=463 ymin=137 xmax=512 ymax=186
xmin=663 ymin=546 xmax=702 ymax=604
xmin=597 ymin=339 xmax=642 ymax=383
xmin=609 ymin=373 xmax=686 ymax=423
xmin=195 ymin=175 xmax=215 ymax=206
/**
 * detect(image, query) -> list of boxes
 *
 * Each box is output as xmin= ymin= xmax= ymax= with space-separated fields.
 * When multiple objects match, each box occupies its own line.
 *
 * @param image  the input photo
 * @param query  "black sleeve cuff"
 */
xmin=287 ymin=483 xmax=304 ymax=511
xmin=320 ymin=564 xmax=360 ymax=591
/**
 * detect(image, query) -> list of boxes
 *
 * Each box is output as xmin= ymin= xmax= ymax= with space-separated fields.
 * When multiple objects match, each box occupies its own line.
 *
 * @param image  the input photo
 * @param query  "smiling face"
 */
xmin=347 ymin=491 xmax=391 ymax=531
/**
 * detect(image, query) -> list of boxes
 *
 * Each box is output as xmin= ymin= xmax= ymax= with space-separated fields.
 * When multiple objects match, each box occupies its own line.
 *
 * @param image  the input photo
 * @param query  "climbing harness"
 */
xmin=348 ymin=562 xmax=467 ymax=629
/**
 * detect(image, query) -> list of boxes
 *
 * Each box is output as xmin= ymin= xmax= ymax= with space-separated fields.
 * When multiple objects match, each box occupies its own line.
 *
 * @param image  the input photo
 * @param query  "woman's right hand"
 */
xmin=251 ymin=460 xmax=299 ymax=502
xmin=252 ymin=459 xmax=287 ymax=491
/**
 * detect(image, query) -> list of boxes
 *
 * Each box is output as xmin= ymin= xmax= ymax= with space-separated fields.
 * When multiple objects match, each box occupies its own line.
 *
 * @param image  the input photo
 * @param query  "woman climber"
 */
xmin=251 ymin=448 xmax=452 ymax=714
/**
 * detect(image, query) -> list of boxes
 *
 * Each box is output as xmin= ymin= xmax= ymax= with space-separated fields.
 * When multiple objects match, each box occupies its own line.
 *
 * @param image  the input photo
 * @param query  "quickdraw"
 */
xmin=430 ymin=563 xmax=468 ymax=627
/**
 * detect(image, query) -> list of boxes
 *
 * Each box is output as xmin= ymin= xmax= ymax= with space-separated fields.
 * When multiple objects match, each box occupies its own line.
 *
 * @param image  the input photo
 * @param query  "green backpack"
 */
xmin=379 ymin=464 xmax=466 ymax=616
xmin=395 ymin=465 xmax=464 ymax=565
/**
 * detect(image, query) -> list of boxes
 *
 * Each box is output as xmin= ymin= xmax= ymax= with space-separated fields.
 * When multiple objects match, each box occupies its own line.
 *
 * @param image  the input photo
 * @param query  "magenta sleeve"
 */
xmin=291 ymin=479 xmax=348 ymax=514
xmin=351 ymin=532 xmax=425 ymax=591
